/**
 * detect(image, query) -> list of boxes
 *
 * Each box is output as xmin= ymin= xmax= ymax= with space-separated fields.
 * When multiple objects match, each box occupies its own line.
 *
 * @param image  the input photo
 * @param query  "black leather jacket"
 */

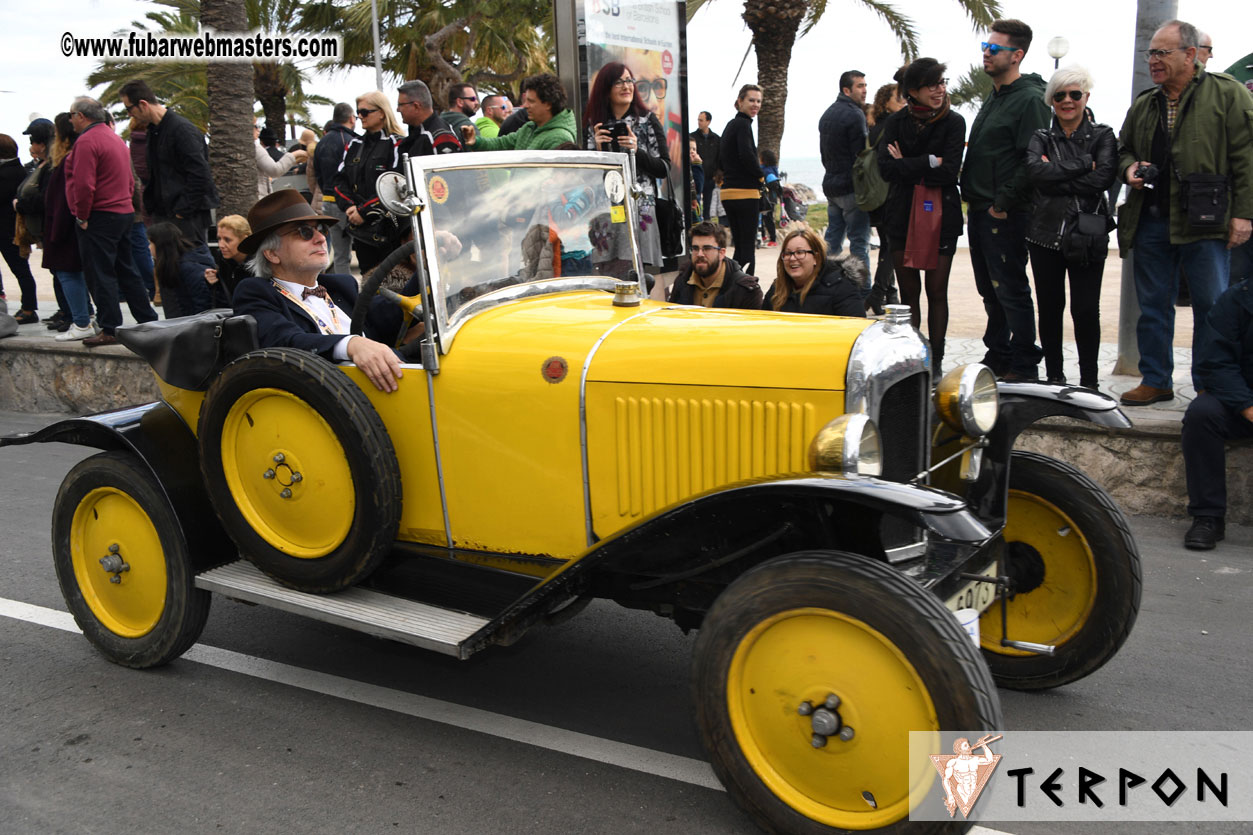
xmin=1024 ymin=115 xmax=1118 ymax=250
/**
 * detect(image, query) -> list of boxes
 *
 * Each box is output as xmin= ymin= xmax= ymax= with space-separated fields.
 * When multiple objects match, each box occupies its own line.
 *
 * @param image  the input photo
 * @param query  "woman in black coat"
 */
xmin=332 ymin=91 xmax=406 ymax=274
xmin=878 ymin=58 xmax=965 ymax=376
xmin=1025 ymin=67 xmax=1118 ymax=389
xmin=764 ymin=226 xmax=865 ymax=318
xmin=719 ymin=84 xmax=765 ymax=276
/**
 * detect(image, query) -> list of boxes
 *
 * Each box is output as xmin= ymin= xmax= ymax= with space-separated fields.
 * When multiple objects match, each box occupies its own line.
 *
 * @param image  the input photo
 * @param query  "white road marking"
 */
xmin=0 ymin=597 xmax=1019 ymax=834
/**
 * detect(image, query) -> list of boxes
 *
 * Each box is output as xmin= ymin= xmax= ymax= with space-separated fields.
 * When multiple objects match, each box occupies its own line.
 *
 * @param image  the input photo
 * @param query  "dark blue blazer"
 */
xmin=231 ymin=273 xmax=408 ymax=361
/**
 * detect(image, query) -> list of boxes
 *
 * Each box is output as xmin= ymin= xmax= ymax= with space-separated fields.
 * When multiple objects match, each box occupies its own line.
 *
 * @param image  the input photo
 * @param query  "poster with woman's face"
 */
xmin=583 ymin=1 xmax=685 ymax=172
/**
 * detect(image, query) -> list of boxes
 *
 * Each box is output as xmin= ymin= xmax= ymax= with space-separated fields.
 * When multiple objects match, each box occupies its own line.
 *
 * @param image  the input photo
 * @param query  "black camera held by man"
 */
xmin=1134 ymin=162 xmax=1160 ymax=190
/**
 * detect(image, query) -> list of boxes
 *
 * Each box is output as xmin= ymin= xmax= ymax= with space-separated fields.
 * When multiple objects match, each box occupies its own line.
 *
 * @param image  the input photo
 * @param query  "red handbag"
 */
xmin=903 ymin=184 xmax=942 ymax=271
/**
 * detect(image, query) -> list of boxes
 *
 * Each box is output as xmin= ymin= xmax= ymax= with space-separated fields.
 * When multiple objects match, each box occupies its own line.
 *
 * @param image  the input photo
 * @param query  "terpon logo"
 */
xmin=928 ymin=733 xmax=1003 ymax=818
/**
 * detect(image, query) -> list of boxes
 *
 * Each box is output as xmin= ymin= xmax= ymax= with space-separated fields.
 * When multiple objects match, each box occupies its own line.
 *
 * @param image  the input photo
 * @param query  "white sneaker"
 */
xmin=56 ymin=323 xmax=97 ymax=342
xmin=89 ymin=316 xmax=101 ymax=335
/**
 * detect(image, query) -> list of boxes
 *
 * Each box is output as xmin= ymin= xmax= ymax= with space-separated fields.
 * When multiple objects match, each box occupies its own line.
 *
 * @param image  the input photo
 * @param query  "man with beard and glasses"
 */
xmin=667 ymin=221 xmax=762 ymax=309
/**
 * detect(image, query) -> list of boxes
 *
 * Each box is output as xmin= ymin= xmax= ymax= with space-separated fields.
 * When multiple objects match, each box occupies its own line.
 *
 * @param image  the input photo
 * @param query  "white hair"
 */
xmin=1044 ymin=65 xmax=1095 ymax=104
xmin=246 ymin=230 xmax=283 ymax=279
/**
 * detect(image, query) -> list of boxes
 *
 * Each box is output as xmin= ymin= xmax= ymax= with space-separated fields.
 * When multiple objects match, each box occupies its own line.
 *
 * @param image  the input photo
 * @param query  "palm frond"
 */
xmin=848 ymin=0 xmax=918 ymax=61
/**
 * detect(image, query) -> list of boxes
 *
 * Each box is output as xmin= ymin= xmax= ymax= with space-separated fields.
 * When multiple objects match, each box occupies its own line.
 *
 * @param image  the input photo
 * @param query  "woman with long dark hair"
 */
xmin=146 ymin=221 xmax=213 ymax=318
xmin=42 ymin=113 xmax=97 ymax=341
xmin=719 ymin=84 xmax=765 ymax=275
xmin=864 ymin=82 xmax=906 ymax=314
xmin=584 ymin=61 xmax=670 ymax=271
xmin=332 ymin=90 xmax=406 ymax=274
xmin=764 ymin=226 xmax=865 ymax=317
xmin=1025 ymin=66 xmax=1117 ymax=389
xmin=878 ymin=58 xmax=966 ymax=376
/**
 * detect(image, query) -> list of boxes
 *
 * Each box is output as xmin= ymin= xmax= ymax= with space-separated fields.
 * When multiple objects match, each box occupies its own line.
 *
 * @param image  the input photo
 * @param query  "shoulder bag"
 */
xmin=853 ymin=132 xmax=889 ymax=213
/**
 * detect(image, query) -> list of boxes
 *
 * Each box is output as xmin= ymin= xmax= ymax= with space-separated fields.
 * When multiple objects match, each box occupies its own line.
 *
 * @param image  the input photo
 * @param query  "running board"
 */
xmin=195 ymin=561 xmax=490 ymax=659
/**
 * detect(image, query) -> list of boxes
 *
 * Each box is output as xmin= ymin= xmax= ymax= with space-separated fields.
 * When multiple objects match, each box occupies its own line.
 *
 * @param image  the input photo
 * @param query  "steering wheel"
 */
xmin=349 ymin=239 xmax=426 ymax=363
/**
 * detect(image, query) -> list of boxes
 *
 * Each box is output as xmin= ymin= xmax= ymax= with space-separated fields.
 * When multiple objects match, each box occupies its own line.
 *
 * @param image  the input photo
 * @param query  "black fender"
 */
xmin=956 ymin=382 xmax=1132 ymax=527
xmin=465 ymin=473 xmax=993 ymax=649
xmin=1 ymin=402 xmax=234 ymax=572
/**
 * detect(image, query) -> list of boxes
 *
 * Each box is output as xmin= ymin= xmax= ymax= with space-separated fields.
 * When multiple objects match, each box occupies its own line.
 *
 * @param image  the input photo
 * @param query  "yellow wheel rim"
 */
xmin=70 ymin=487 xmax=167 ymax=637
xmin=221 ymin=388 xmax=355 ymax=558
xmin=727 ymin=607 xmax=938 ymax=829
xmin=981 ymin=490 xmax=1098 ymax=656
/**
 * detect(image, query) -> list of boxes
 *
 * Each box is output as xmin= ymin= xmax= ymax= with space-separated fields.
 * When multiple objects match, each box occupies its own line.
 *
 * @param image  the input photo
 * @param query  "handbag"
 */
xmin=14 ymin=162 xmax=48 ymax=242
xmin=1061 ymin=199 xmax=1111 ymax=265
xmin=853 ymin=133 xmax=889 ymax=213
xmin=902 ymin=184 xmax=942 ymax=270
xmin=650 ymin=117 xmax=684 ymax=258
xmin=115 ymin=309 xmax=259 ymax=391
xmin=1179 ymin=172 xmax=1229 ymax=231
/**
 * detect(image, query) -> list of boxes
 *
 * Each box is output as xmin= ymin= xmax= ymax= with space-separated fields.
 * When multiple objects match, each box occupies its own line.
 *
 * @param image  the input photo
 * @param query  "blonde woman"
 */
xmin=764 ymin=226 xmax=865 ymax=317
xmin=205 ymin=214 xmax=253 ymax=307
xmin=332 ymin=90 xmax=406 ymax=272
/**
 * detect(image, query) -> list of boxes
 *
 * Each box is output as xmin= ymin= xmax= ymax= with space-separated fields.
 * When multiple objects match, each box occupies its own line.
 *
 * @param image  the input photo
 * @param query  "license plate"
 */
xmin=944 ymin=561 xmax=998 ymax=614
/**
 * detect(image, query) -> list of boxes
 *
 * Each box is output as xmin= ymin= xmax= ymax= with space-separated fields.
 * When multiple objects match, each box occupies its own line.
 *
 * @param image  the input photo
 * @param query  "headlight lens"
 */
xmin=934 ymin=364 xmax=999 ymax=437
xmin=808 ymin=414 xmax=882 ymax=477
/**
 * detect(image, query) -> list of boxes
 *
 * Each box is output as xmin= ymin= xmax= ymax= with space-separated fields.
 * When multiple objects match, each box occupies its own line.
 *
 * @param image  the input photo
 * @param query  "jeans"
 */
xmin=76 ymin=210 xmax=158 ymax=333
xmin=824 ymin=192 xmax=871 ymax=277
xmin=54 ymin=270 xmax=94 ymax=328
xmin=1182 ymin=393 xmax=1253 ymax=518
xmin=130 ymin=221 xmax=155 ymax=299
xmin=702 ymin=178 xmax=716 ymax=221
xmin=1132 ymin=215 xmax=1230 ymax=389
xmin=321 ymin=201 xmax=355 ymax=275
xmin=968 ymin=209 xmax=1042 ymax=377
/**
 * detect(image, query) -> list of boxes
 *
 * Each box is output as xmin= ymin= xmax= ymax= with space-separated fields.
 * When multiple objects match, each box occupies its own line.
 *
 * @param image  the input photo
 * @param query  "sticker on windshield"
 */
xmin=610 ymin=205 xmax=626 ymax=223
xmin=603 ymin=171 xmax=626 ymax=203
xmin=428 ymin=175 xmax=449 ymax=204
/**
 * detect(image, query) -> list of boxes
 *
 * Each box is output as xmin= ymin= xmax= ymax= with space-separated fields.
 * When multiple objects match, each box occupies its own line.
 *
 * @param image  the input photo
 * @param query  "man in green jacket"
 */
xmin=1116 ymin=19 xmax=1253 ymax=406
xmin=460 ymin=74 xmax=577 ymax=152
xmin=959 ymin=19 xmax=1052 ymax=381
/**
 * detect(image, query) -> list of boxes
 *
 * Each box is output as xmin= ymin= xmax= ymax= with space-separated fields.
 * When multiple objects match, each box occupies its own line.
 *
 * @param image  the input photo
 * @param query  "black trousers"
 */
xmin=1182 ymin=393 xmax=1253 ymax=518
xmin=76 ymin=210 xmax=158 ymax=333
xmin=724 ymin=198 xmax=759 ymax=276
xmin=1028 ymin=244 xmax=1104 ymax=385
xmin=0 ymin=233 xmax=39 ymax=311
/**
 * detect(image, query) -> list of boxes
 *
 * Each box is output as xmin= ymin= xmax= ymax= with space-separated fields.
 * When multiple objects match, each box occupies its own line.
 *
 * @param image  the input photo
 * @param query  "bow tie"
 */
xmin=302 ymin=285 xmax=329 ymax=301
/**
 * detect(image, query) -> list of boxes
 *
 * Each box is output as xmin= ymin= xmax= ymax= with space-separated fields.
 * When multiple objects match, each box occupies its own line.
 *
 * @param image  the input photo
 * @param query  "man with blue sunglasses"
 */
xmin=960 ymin=19 xmax=1051 ymax=381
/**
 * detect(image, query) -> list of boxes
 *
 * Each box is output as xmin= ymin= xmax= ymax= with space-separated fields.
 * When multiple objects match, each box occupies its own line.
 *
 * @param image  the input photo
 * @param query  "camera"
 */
xmin=604 ymin=120 xmax=630 ymax=139
xmin=1134 ymin=163 xmax=1160 ymax=189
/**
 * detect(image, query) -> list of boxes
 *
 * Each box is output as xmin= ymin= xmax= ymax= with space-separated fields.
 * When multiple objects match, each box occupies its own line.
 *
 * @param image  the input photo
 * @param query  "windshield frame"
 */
xmin=402 ymin=149 xmax=645 ymax=353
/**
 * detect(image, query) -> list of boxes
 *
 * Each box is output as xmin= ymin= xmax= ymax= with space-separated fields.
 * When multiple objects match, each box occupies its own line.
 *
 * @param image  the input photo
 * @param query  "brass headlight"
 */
xmin=808 ymin=414 xmax=882 ymax=477
xmin=934 ymin=364 xmax=999 ymax=437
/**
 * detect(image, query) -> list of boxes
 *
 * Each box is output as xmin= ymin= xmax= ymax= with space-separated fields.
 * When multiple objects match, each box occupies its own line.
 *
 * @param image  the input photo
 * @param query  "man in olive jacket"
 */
xmin=1116 ymin=19 xmax=1253 ymax=407
xmin=959 ymin=19 xmax=1051 ymax=381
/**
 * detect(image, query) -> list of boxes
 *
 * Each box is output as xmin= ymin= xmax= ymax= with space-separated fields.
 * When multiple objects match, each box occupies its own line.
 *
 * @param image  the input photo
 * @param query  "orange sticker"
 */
xmin=428 ymin=176 xmax=449 ymax=204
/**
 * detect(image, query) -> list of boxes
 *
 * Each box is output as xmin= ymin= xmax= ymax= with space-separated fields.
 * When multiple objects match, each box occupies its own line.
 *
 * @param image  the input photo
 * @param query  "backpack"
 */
xmin=853 ymin=132 xmax=888 ymax=213
xmin=14 ymin=162 xmax=48 ymax=242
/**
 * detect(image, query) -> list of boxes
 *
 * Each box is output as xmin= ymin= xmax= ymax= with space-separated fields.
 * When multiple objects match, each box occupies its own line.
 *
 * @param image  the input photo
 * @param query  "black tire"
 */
xmin=979 ymin=450 xmax=1142 ymax=691
xmin=52 ymin=451 xmax=210 ymax=668
xmin=198 ymin=347 xmax=402 ymax=592
xmin=693 ymin=551 xmax=1001 ymax=835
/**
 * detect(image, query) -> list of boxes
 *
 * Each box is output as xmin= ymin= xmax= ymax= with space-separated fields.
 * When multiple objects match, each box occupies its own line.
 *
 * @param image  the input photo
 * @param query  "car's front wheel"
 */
xmin=693 ymin=551 xmax=1000 ymax=834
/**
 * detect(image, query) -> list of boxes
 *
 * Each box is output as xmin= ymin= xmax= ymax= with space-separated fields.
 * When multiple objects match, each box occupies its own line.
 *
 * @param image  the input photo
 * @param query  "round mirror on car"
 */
xmin=808 ymin=413 xmax=883 ymax=477
xmin=934 ymin=364 xmax=999 ymax=437
xmin=375 ymin=171 xmax=421 ymax=216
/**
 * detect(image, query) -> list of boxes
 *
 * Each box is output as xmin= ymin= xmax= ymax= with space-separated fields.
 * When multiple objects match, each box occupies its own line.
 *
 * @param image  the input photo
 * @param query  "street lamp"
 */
xmin=1048 ymin=36 xmax=1070 ymax=70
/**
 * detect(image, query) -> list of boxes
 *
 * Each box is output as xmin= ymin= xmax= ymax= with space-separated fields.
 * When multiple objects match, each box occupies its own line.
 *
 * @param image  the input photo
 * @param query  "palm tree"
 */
xmin=689 ymin=0 xmax=1003 ymax=157
xmin=948 ymin=62 xmax=994 ymax=110
xmin=202 ymin=0 xmax=257 ymax=217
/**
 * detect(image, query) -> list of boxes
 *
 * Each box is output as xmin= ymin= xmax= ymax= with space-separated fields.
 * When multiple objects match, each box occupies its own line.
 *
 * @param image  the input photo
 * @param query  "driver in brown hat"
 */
xmin=231 ymin=190 xmax=412 ymax=392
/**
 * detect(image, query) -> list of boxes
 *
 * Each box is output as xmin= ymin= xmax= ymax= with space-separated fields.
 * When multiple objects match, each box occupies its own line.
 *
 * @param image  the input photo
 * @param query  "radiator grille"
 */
xmin=874 ymin=371 xmax=930 ymax=552
xmin=613 ymin=396 xmax=820 ymax=518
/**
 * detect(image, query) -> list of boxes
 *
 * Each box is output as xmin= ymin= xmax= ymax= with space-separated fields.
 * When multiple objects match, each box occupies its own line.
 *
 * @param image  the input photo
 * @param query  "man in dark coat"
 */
xmin=232 ymin=190 xmax=415 ymax=393
xmin=668 ymin=221 xmax=762 ymax=309
xmin=1181 ymin=279 xmax=1253 ymax=549
xmin=689 ymin=111 xmax=720 ymax=220
xmin=314 ymin=103 xmax=359 ymax=275
xmin=819 ymin=70 xmax=871 ymax=274
xmin=119 ymin=79 xmax=220 ymax=243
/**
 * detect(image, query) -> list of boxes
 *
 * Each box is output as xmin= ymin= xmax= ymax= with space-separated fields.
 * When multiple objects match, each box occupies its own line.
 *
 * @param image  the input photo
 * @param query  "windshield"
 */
xmin=419 ymin=162 xmax=640 ymax=323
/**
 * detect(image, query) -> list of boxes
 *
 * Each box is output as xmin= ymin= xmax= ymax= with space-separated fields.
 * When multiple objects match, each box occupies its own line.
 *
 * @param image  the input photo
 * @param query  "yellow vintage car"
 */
xmin=3 ymin=151 xmax=1142 ymax=835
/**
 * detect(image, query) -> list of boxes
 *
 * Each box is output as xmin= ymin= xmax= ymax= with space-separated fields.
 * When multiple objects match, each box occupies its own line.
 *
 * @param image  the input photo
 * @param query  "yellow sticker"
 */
xmin=428 ymin=175 xmax=450 ymax=204
xmin=610 ymin=205 xmax=626 ymax=223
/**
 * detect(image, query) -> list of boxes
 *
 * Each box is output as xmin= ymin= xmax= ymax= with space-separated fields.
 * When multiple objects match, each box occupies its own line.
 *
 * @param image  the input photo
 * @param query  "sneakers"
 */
xmin=56 ymin=323 xmax=100 ymax=342
xmin=1184 ymin=516 xmax=1224 ymax=550
xmin=1119 ymin=384 xmax=1174 ymax=406
xmin=44 ymin=311 xmax=68 ymax=329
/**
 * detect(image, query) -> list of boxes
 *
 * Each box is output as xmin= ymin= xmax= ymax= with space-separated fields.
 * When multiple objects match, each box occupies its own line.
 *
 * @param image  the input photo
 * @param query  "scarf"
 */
xmin=908 ymin=93 xmax=950 ymax=125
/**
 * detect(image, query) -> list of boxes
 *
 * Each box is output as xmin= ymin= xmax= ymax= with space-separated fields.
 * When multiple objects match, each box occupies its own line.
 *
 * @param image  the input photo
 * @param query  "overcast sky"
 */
xmin=0 ymin=0 xmax=1231 ymax=163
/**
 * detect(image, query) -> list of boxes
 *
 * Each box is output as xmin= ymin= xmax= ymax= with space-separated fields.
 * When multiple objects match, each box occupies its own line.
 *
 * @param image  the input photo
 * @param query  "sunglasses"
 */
xmin=280 ymin=223 xmax=329 ymax=242
xmin=981 ymin=42 xmax=1021 ymax=56
xmin=457 ymin=95 xmax=478 ymax=102
xmin=635 ymin=79 xmax=667 ymax=99
xmin=357 ymin=107 xmax=379 ymax=118
xmin=1052 ymin=90 xmax=1085 ymax=102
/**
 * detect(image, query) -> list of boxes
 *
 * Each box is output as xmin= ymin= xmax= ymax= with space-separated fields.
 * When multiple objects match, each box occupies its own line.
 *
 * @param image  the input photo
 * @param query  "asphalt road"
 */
xmin=1 ymin=410 xmax=1249 ymax=835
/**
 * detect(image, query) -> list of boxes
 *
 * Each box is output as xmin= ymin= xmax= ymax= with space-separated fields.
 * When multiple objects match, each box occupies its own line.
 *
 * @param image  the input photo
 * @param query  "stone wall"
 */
xmin=0 ymin=337 xmax=159 ymax=415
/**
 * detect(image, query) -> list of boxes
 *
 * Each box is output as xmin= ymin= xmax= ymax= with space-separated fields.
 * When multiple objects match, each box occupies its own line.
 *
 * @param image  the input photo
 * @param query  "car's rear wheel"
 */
xmin=979 ymin=451 xmax=1141 ymax=690
xmin=199 ymin=348 xmax=402 ymax=592
xmin=693 ymin=551 xmax=1000 ymax=834
xmin=52 ymin=451 xmax=209 ymax=668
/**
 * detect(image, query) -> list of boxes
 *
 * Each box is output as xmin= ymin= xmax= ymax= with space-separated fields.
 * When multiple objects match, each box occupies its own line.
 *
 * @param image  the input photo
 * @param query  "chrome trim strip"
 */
xmin=425 ymin=368 xmax=452 ymax=550
xmin=441 ymin=278 xmax=622 ymax=344
xmin=845 ymin=317 xmax=930 ymax=419
xmin=578 ymin=305 xmax=671 ymax=547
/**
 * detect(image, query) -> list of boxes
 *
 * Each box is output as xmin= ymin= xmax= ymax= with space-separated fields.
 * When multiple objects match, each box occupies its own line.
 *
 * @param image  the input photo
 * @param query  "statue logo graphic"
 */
xmin=929 ymin=733 xmax=1002 ymax=818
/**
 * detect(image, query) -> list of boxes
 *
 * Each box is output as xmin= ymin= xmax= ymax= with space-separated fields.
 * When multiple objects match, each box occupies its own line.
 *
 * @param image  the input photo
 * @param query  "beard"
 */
xmin=693 ymin=257 xmax=720 ymax=279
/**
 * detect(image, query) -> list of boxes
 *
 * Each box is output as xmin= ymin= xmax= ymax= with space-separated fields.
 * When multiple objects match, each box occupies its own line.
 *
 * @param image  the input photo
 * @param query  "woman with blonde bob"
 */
xmin=331 ymin=90 xmax=407 ymax=273
xmin=765 ymin=226 xmax=866 ymax=317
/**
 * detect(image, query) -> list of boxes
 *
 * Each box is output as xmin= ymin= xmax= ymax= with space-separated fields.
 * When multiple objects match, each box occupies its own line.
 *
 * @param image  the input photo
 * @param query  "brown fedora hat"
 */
xmin=238 ymin=190 xmax=337 ymax=255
